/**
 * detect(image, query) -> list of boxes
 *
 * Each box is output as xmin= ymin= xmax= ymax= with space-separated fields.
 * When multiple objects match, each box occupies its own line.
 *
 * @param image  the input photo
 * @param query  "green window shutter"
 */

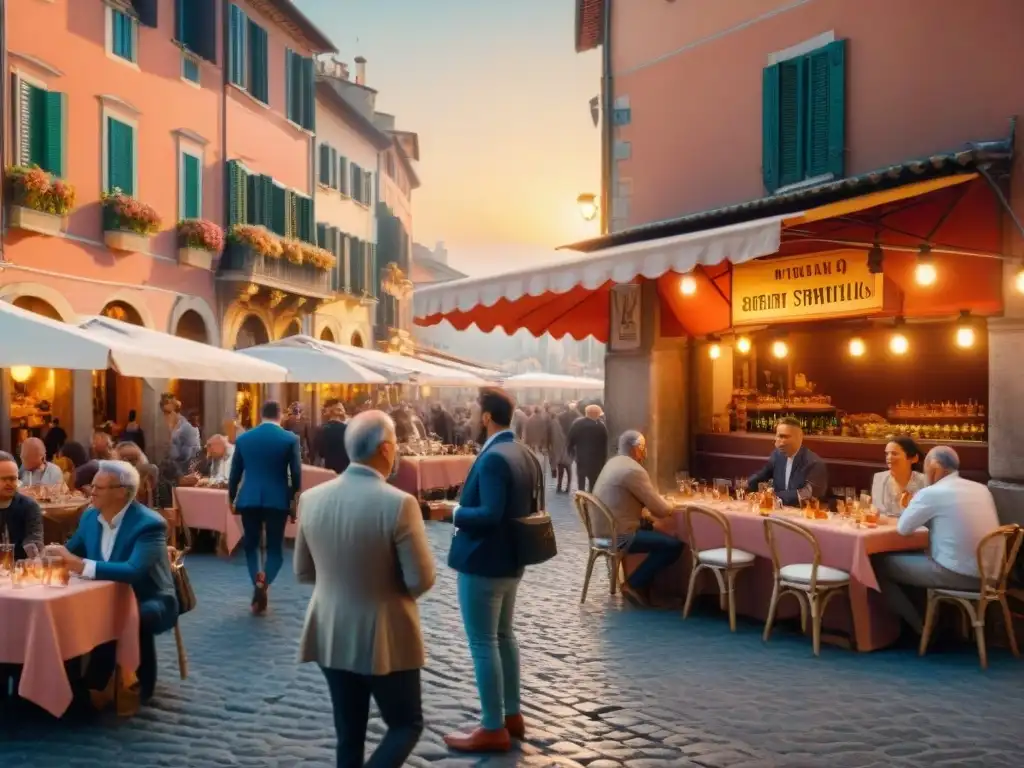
xmin=367 ymin=243 xmax=378 ymax=298
xmin=301 ymin=55 xmax=315 ymax=131
xmin=298 ymin=196 xmax=313 ymax=242
xmin=339 ymin=156 xmax=348 ymax=195
xmin=316 ymin=222 xmax=327 ymax=247
xmin=285 ymin=50 xmax=293 ymax=121
xmin=271 ymin=184 xmax=287 ymax=235
xmin=107 ymin=117 xmax=134 ymax=195
xmin=351 ymin=163 xmax=361 ymax=203
xmin=27 ymin=85 xmax=47 ymax=169
xmin=329 ymin=147 xmax=338 ymax=189
xmin=183 ymin=153 xmax=201 ymax=219
xmin=245 ymin=172 xmax=261 ymax=225
xmin=112 ymin=10 xmax=135 ymax=62
xmin=805 ymin=39 xmax=846 ymax=179
xmin=777 ymin=58 xmax=804 ymax=188
xmin=318 ymin=143 xmax=330 ymax=185
xmin=761 ymin=65 xmax=780 ymax=192
xmin=339 ymin=234 xmax=350 ymax=291
xmin=227 ymin=160 xmax=248 ymax=226
xmin=228 ymin=4 xmax=246 ymax=87
xmin=248 ymin=21 xmax=268 ymax=102
xmin=364 ymin=171 xmax=373 ymax=205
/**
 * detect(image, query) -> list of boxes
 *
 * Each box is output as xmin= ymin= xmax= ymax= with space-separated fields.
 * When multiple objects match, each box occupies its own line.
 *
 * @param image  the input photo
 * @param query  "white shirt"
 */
xmin=897 ymin=472 xmax=1001 ymax=578
xmin=784 ymin=456 xmax=794 ymax=489
xmin=81 ymin=504 xmax=130 ymax=580
xmin=207 ymin=444 xmax=235 ymax=485
xmin=453 ymin=429 xmax=514 ymax=522
xmin=20 ymin=462 xmax=64 ymax=487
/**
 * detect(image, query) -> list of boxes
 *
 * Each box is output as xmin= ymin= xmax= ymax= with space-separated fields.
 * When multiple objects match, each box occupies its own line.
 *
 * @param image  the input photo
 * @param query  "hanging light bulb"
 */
xmin=889 ymin=333 xmax=909 ymax=355
xmin=680 ymin=275 xmax=697 ymax=296
xmin=848 ymin=337 xmax=866 ymax=357
xmin=955 ymin=310 xmax=976 ymax=349
xmin=9 ymin=366 xmax=32 ymax=383
xmin=771 ymin=340 xmax=788 ymax=359
xmin=708 ymin=343 xmax=721 ymax=360
xmin=735 ymin=336 xmax=751 ymax=354
xmin=914 ymin=245 xmax=937 ymax=287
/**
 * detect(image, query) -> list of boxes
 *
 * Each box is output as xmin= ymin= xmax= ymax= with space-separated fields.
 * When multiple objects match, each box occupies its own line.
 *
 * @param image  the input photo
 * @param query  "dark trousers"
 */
xmin=625 ymin=530 xmax=684 ymax=590
xmin=87 ymin=598 xmax=174 ymax=700
xmin=239 ymin=507 xmax=290 ymax=585
xmin=321 ymin=666 xmax=423 ymax=768
xmin=578 ymin=463 xmax=601 ymax=493
xmin=556 ymin=463 xmax=572 ymax=491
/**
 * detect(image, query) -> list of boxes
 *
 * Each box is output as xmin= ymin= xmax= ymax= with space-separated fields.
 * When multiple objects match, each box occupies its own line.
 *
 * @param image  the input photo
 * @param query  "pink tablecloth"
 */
xmin=0 ymin=579 xmax=140 ymax=717
xmin=175 ymin=465 xmax=336 ymax=553
xmin=392 ymin=455 xmax=476 ymax=498
xmin=671 ymin=501 xmax=929 ymax=651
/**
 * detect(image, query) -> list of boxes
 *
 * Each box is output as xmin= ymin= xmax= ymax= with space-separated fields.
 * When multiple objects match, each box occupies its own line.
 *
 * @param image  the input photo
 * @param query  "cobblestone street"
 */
xmin=1 ymin=479 xmax=1021 ymax=767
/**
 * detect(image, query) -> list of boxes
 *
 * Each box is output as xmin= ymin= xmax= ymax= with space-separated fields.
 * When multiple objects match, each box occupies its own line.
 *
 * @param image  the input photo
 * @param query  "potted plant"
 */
xmin=176 ymin=219 xmax=224 ymax=270
xmin=101 ymin=189 xmax=161 ymax=252
xmin=280 ymin=238 xmax=305 ymax=265
xmin=226 ymin=223 xmax=283 ymax=260
xmin=303 ymin=244 xmax=337 ymax=271
xmin=5 ymin=165 xmax=76 ymax=236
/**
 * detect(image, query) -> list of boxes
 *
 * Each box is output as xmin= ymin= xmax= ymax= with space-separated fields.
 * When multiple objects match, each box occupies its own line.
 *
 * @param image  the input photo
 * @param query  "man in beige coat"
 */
xmin=295 ymin=409 xmax=435 ymax=768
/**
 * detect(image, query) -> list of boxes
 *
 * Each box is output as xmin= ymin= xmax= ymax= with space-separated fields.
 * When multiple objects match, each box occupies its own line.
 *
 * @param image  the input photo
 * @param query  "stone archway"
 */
xmin=320 ymin=327 xmax=335 ymax=343
xmin=233 ymin=314 xmax=271 ymax=430
xmin=97 ymin=301 xmax=146 ymax=430
xmin=173 ymin=309 xmax=208 ymax=429
xmin=281 ymin=319 xmax=302 ymax=339
xmin=234 ymin=314 xmax=271 ymax=350
xmin=350 ymin=331 xmax=364 ymax=348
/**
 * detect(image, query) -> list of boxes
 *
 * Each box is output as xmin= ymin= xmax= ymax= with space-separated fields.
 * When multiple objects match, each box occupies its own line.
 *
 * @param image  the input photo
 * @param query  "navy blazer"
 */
xmin=747 ymin=445 xmax=828 ymax=506
xmin=66 ymin=501 xmax=178 ymax=634
xmin=228 ymin=422 xmax=302 ymax=513
xmin=448 ymin=431 xmax=537 ymax=579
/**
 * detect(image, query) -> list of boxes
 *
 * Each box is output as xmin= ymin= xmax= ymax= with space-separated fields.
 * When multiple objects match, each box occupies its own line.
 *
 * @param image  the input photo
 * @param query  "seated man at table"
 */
xmin=19 ymin=437 xmax=64 ymax=488
xmin=56 ymin=460 xmax=178 ymax=703
xmin=179 ymin=434 xmax=235 ymax=488
xmin=591 ymin=431 xmax=680 ymax=607
xmin=0 ymin=451 xmax=44 ymax=559
xmin=746 ymin=416 xmax=828 ymax=506
xmin=872 ymin=446 xmax=1000 ymax=635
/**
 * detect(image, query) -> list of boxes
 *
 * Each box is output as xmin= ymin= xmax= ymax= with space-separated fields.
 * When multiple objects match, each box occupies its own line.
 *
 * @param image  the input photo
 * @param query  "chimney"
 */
xmin=354 ymin=56 xmax=366 ymax=86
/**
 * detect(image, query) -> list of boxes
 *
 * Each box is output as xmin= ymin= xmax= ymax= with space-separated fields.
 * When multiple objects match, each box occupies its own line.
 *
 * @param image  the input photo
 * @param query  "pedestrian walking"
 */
xmin=228 ymin=400 xmax=302 ymax=614
xmin=295 ymin=410 xmax=435 ymax=768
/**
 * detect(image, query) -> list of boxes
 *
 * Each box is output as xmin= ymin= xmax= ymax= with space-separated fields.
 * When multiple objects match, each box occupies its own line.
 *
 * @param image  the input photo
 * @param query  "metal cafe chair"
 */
xmin=919 ymin=524 xmax=1023 ymax=670
xmin=681 ymin=505 xmax=755 ymax=631
xmin=573 ymin=491 xmax=625 ymax=603
xmin=762 ymin=517 xmax=851 ymax=656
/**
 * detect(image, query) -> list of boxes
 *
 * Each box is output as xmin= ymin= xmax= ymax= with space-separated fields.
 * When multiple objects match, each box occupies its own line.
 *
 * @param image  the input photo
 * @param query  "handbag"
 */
xmin=169 ymin=547 xmax=197 ymax=615
xmin=495 ymin=443 xmax=558 ymax=566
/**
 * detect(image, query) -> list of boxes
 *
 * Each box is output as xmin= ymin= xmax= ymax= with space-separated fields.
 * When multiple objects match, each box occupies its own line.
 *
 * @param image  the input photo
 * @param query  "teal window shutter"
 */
xmin=761 ymin=65 xmax=780 ymax=192
xmin=351 ymin=238 xmax=363 ymax=293
xmin=112 ymin=10 xmax=136 ymax=62
xmin=301 ymin=55 xmax=315 ymax=131
xmin=228 ymin=4 xmax=246 ymax=87
xmin=351 ymin=163 xmax=361 ymax=202
xmin=367 ymin=243 xmax=377 ymax=298
xmin=227 ymin=160 xmax=248 ymax=226
xmin=183 ymin=153 xmax=201 ymax=219
xmin=318 ymin=143 xmax=330 ymax=185
xmin=805 ymin=39 xmax=846 ymax=179
xmin=316 ymin=222 xmax=327 ymax=247
xmin=44 ymin=91 xmax=66 ymax=177
xmin=26 ymin=85 xmax=47 ymax=170
xmin=107 ymin=117 xmax=134 ymax=195
xmin=271 ymin=184 xmax=286 ymax=235
xmin=339 ymin=156 xmax=348 ymax=195
xmin=777 ymin=58 xmax=804 ymax=188
xmin=329 ymin=147 xmax=338 ymax=189
xmin=245 ymin=173 xmax=260 ymax=224
xmin=247 ymin=21 xmax=268 ymax=102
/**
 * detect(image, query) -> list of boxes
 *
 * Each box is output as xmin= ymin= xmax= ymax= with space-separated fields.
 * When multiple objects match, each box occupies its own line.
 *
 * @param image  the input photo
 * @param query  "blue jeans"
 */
xmin=240 ymin=508 xmax=290 ymax=586
xmin=624 ymin=529 xmax=684 ymax=590
xmin=457 ymin=573 xmax=521 ymax=730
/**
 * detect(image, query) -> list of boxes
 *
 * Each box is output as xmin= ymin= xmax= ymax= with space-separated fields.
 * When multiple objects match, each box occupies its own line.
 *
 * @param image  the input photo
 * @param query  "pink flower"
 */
xmin=177 ymin=219 xmax=225 ymax=253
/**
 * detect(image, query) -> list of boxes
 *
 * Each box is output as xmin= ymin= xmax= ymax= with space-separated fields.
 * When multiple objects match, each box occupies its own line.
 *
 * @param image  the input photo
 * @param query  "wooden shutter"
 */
xmin=329 ymin=147 xmax=338 ymax=189
xmin=227 ymin=160 xmax=248 ymax=226
xmin=351 ymin=163 xmax=361 ymax=203
xmin=107 ymin=118 xmax=134 ymax=195
xmin=364 ymin=172 xmax=373 ymax=205
xmin=805 ymin=39 xmax=846 ymax=179
xmin=367 ymin=243 xmax=378 ymax=299
xmin=762 ymin=64 xmax=780 ymax=192
xmin=318 ymin=143 xmax=330 ymax=185
xmin=228 ymin=4 xmax=246 ymax=86
xmin=351 ymin=238 xmax=363 ymax=293
xmin=339 ymin=156 xmax=348 ymax=195
xmin=777 ymin=58 xmax=804 ymax=188
xmin=316 ymin=222 xmax=327 ymax=247
xmin=248 ymin=21 xmax=268 ymax=102
xmin=183 ymin=153 xmax=201 ymax=218
xmin=301 ymin=55 xmax=315 ymax=131
xmin=195 ymin=0 xmax=217 ymax=63
xmin=270 ymin=183 xmax=286 ymax=235
xmin=17 ymin=80 xmax=33 ymax=167
xmin=301 ymin=196 xmax=314 ymax=242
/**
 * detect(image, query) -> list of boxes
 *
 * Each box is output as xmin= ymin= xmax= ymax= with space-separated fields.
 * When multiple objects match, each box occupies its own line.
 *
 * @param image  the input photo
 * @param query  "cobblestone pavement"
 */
xmin=2 ymin=478 xmax=1021 ymax=767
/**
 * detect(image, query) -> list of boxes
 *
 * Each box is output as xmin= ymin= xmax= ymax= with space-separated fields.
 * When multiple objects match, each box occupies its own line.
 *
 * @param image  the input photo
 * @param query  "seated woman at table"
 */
xmin=870 ymin=436 xmax=927 ymax=517
xmin=55 ymin=460 xmax=178 ymax=703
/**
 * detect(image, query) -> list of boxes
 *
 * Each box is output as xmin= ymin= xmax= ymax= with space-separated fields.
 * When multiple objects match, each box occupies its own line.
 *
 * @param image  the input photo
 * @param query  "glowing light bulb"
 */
xmin=9 ymin=366 xmax=32 ymax=383
xmin=708 ymin=343 xmax=721 ymax=360
xmin=889 ymin=333 xmax=909 ymax=355
xmin=914 ymin=261 xmax=937 ymax=287
xmin=955 ymin=326 xmax=975 ymax=349
xmin=848 ymin=338 xmax=866 ymax=357
xmin=771 ymin=340 xmax=788 ymax=359
xmin=680 ymin=275 xmax=697 ymax=296
xmin=736 ymin=336 xmax=751 ymax=354
xmin=1015 ymin=267 xmax=1024 ymax=295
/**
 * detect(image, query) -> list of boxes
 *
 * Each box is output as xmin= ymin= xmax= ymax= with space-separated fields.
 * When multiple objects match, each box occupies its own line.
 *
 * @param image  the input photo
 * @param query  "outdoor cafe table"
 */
xmin=670 ymin=498 xmax=930 ymax=651
xmin=392 ymin=454 xmax=476 ymax=499
xmin=40 ymin=497 xmax=89 ymax=542
xmin=174 ymin=465 xmax=336 ymax=553
xmin=0 ymin=579 xmax=140 ymax=717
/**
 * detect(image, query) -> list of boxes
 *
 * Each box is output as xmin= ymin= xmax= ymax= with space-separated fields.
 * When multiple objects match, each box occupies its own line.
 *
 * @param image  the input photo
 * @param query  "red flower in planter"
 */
xmin=177 ymin=219 xmax=225 ymax=253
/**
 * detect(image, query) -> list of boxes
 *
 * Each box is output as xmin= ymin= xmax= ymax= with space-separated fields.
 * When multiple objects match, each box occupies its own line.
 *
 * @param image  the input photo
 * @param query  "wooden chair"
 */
xmin=682 ymin=505 xmax=755 ymax=631
xmin=167 ymin=545 xmax=190 ymax=680
xmin=573 ymin=491 xmax=625 ymax=602
xmin=919 ymin=524 xmax=1023 ymax=670
xmin=762 ymin=517 xmax=851 ymax=656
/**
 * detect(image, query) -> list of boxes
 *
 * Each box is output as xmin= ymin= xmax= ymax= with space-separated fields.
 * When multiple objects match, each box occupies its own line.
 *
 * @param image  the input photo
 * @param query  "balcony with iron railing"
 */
xmin=217 ymin=243 xmax=334 ymax=300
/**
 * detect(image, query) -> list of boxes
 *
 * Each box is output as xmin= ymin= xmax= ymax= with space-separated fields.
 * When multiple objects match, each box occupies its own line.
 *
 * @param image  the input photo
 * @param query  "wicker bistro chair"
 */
xmin=682 ymin=505 xmax=756 ymax=632
xmin=919 ymin=524 xmax=1023 ymax=670
xmin=762 ymin=517 xmax=851 ymax=656
xmin=573 ymin=491 xmax=626 ymax=602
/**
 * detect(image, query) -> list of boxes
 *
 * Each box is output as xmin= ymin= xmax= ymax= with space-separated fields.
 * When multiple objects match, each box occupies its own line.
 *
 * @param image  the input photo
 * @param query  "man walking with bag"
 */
xmin=445 ymin=388 xmax=541 ymax=753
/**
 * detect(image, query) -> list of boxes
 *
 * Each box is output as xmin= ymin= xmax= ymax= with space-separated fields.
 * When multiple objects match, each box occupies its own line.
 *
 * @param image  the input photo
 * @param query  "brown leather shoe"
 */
xmin=505 ymin=713 xmax=525 ymax=739
xmin=443 ymin=727 xmax=512 ymax=753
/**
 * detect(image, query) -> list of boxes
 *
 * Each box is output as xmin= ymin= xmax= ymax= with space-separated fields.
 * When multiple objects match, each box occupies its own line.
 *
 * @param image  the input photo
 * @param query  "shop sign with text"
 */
xmin=731 ymin=251 xmax=884 ymax=326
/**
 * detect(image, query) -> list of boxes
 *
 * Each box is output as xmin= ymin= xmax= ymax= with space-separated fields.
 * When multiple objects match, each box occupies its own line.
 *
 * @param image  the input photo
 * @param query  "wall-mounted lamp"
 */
xmin=771 ymin=340 xmax=788 ymax=359
xmin=679 ymin=274 xmax=697 ymax=296
xmin=914 ymin=244 xmax=937 ymax=287
xmin=1015 ymin=261 xmax=1024 ymax=295
xmin=735 ymin=336 xmax=751 ymax=354
xmin=577 ymin=193 xmax=598 ymax=221
xmin=9 ymin=366 xmax=32 ymax=383
xmin=708 ymin=340 xmax=722 ymax=360
xmin=848 ymin=337 xmax=866 ymax=357
xmin=889 ymin=317 xmax=909 ymax=355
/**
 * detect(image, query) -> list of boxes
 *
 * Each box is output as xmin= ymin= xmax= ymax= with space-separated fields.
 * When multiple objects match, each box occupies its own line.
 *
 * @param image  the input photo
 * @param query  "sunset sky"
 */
xmin=295 ymin=0 xmax=601 ymax=277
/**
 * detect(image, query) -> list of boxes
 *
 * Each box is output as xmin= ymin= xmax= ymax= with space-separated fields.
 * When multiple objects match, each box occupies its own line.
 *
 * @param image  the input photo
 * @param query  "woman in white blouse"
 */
xmin=871 ymin=436 xmax=927 ymax=517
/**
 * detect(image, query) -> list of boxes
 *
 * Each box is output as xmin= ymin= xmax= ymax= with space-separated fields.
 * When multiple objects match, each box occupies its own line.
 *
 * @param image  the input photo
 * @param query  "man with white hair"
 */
xmin=872 ymin=445 xmax=1001 ymax=635
xmin=295 ymin=410 xmax=434 ymax=768
xmin=591 ymin=430 xmax=680 ymax=606
xmin=19 ymin=437 xmax=63 ymax=487
xmin=567 ymin=404 xmax=609 ymax=492
xmin=57 ymin=459 xmax=178 ymax=702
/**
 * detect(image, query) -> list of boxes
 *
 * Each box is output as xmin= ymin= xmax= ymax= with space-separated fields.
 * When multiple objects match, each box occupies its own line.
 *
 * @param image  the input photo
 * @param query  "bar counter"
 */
xmin=693 ymin=432 xmax=988 ymax=489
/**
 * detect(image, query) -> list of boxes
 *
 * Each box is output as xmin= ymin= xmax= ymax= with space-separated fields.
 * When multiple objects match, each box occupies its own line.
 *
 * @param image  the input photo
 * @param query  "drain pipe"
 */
xmin=1 ymin=0 xmax=8 ymax=262
xmin=600 ymin=0 xmax=613 ymax=236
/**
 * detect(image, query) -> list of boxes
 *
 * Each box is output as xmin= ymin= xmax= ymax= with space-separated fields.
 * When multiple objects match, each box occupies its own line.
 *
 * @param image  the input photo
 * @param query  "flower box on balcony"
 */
xmin=9 ymin=205 xmax=65 ymax=236
xmin=177 ymin=219 xmax=224 ymax=271
xmin=178 ymin=246 xmax=214 ymax=270
xmin=104 ymin=229 xmax=151 ymax=252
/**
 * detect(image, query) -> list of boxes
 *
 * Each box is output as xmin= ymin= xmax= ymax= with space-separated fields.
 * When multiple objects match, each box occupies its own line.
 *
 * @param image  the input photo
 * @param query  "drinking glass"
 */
xmin=12 ymin=560 xmax=28 ymax=588
xmin=0 ymin=543 xmax=13 ymax=577
xmin=675 ymin=471 xmax=690 ymax=493
xmin=43 ymin=555 xmax=69 ymax=588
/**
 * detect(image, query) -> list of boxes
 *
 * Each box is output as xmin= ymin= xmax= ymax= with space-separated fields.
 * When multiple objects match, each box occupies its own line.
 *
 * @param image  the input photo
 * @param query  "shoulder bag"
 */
xmin=494 ymin=443 xmax=558 ymax=566
xmin=169 ymin=546 xmax=197 ymax=615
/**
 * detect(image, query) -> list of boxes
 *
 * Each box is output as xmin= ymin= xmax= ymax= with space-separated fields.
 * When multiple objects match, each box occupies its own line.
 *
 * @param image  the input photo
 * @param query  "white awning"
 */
xmin=238 ymin=342 xmax=387 ymax=384
xmin=75 ymin=316 xmax=289 ymax=382
xmin=501 ymin=372 xmax=604 ymax=391
xmin=415 ymin=353 xmax=502 ymax=379
xmin=414 ymin=214 xmax=788 ymax=320
xmin=1 ymin=300 xmax=118 ymax=370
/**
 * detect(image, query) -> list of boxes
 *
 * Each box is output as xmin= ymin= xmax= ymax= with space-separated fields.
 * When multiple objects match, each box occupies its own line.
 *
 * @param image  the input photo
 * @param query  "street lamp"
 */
xmin=577 ymin=193 xmax=598 ymax=222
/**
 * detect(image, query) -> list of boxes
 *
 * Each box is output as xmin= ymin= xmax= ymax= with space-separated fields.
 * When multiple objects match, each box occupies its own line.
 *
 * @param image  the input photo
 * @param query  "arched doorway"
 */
xmin=350 ymin=331 xmax=364 ymax=348
xmin=9 ymin=297 xmax=73 ymax=455
xmin=94 ymin=302 xmax=145 ymax=436
xmin=233 ymin=314 xmax=270 ymax=430
xmin=320 ymin=327 xmax=335 ymax=343
xmin=279 ymin=319 xmax=303 ymax=407
xmin=172 ymin=310 xmax=208 ymax=432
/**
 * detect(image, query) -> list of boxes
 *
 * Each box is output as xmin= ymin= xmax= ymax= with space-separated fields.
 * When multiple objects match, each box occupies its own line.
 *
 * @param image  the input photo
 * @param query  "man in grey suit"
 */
xmin=295 ymin=410 xmax=435 ymax=768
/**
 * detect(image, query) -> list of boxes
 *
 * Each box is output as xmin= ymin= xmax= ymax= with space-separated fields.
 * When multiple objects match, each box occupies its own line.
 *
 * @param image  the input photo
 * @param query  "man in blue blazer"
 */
xmin=746 ymin=416 xmax=828 ymax=506
xmin=229 ymin=400 xmax=302 ymax=614
xmin=445 ymin=388 xmax=537 ymax=754
xmin=58 ymin=459 xmax=178 ymax=703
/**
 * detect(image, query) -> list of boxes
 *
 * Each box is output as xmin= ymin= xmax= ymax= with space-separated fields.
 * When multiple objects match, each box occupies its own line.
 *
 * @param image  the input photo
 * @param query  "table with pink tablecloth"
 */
xmin=670 ymin=501 xmax=929 ymax=651
xmin=175 ymin=464 xmax=336 ymax=553
xmin=391 ymin=455 xmax=476 ymax=498
xmin=0 ymin=579 xmax=140 ymax=717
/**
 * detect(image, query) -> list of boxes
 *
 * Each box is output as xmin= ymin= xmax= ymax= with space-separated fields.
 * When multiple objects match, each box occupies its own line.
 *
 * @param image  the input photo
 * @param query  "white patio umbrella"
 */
xmin=0 ymin=300 xmax=118 ymax=370
xmin=74 ymin=316 xmax=288 ymax=382
xmin=501 ymin=372 xmax=605 ymax=391
xmin=238 ymin=341 xmax=387 ymax=384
